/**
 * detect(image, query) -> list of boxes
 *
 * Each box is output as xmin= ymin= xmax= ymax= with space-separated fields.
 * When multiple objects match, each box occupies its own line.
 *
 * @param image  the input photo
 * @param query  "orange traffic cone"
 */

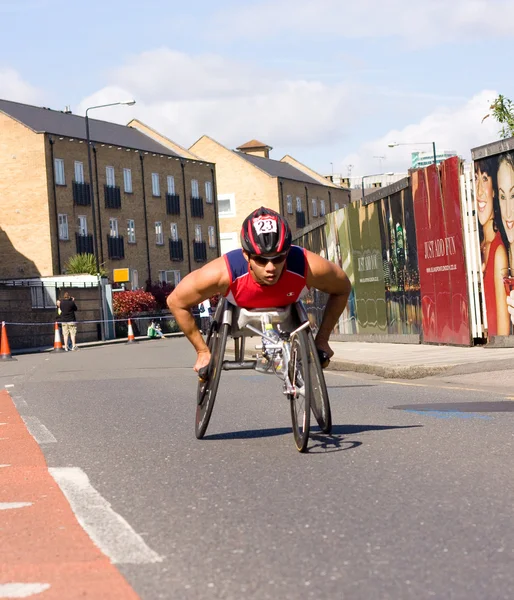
xmin=127 ymin=318 xmax=137 ymax=344
xmin=53 ymin=322 xmax=64 ymax=352
xmin=1 ymin=321 xmax=15 ymax=361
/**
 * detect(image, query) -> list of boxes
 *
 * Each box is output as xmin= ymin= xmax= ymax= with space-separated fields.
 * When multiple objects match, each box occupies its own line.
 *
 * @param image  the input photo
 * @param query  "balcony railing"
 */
xmin=296 ymin=211 xmax=306 ymax=229
xmin=104 ymin=185 xmax=121 ymax=209
xmin=166 ymin=194 xmax=180 ymax=215
xmin=169 ymin=238 xmax=184 ymax=261
xmin=75 ymin=233 xmax=94 ymax=254
xmin=73 ymin=181 xmax=91 ymax=206
xmin=190 ymin=196 xmax=204 ymax=218
xmin=107 ymin=235 xmax=124 ymax=259
xmin=193 ymin=240 xmax=207 ymax=262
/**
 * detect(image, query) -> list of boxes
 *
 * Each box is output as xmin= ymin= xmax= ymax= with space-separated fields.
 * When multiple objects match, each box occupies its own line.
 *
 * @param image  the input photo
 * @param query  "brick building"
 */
xmin=189 ymin=137 xmax=350 ymax=253
xmin=0 ymin=99 xmax=220 ymax=288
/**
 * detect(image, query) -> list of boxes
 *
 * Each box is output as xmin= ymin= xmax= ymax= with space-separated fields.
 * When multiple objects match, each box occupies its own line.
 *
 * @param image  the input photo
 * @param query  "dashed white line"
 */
xmin=49 ymin=467 xmax=163 ymax=565
xmin=0 ymin=583 xmax=50 ymax=598
xmin=4 ymin=385 xmax=14 ymax=389
xmin=0 ymin=502 xmax=33 ymax=511
xmin=0 ymin=464 xmax=11 ymax=468
xmin=21 ymin=417 xmax=57 ymax=444
xmin=11 ymin=396 xmax=28 ymax=409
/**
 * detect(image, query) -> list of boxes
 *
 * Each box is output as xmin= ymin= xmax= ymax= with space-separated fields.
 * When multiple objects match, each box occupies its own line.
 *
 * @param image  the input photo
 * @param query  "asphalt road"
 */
xmin=2 ymin=339 xmax=514 ymax=600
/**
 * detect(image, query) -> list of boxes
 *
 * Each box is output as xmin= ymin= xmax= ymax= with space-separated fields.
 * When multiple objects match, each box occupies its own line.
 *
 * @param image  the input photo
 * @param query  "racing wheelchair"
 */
xmin=196 ymin=298 xmax=332 ymax=452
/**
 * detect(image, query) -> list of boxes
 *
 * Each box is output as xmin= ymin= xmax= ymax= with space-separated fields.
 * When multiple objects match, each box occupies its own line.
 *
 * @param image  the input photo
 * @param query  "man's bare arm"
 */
xmin=305 ymin=250 xmax=352 ymax=354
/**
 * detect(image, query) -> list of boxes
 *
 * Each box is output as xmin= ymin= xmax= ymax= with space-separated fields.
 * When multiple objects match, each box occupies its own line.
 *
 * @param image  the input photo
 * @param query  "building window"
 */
xmin=54 ymin=159 xmax=65 ymax=185
xmin=155 ymin=221 xmax=164 ymax=245
xmin=159 ymin=270 xmax=181 ymax=286
xmin=106 ymin=166 xmax=115 ymax=187
xmin=127 ymin=219 xmax=136 ymax=243
xmin=167 ymin=175 xmax=175 ymax=195
xmin=312 ymin=198 xmax=318 ymax=217
xmin=334 ymin=202 xmax=340 ymax=211
xmin=296 ymin=197 xmax=302 ymax=212
xmin=194 ymin=225 xmax=202 ymax=242
xmin=124 ymin=168 xmax=133 ymax=193
xmin=208 ymin=225 xmax=216 ymax=248
xmin=152 ymin=173 xmax=160 ymax=196
xmin=205 ymin=181 xmax=213 ymax=203
xmin=77 ymin=215 xmax=87 ymax=235
xmin=109 ymin=217 xmax=119 ymax=237
xmin=191 ymin=179 xmax=199 ymax=198
xmin=170 ymin=223 xmax=178 ymax=241
xmin=218 ymin=193 xmax=236 ymax=218
xmin=131 ymin=269 xmax=139 ymax=290
xmin=74 ymin=161 xmax=84 ymax=183
xmin=320 ymin=200 xmax=326 ymax=216
xmin=31 ymin=284 xmax=57 ymax=309
xmin=58 ymin=214 xmax=69 ymax=239
xmin=286 ymin=195 xmax=293 ymax=214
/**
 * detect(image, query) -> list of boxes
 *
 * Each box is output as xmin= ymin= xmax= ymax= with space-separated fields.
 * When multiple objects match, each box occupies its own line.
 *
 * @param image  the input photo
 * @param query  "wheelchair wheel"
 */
xmin=287 ymin=328 xmax=311 ymax=452
xmin=195 ymin=321 xmax=229 ymax=439
xmin=306 ymin=330 xmax=332 ymax=434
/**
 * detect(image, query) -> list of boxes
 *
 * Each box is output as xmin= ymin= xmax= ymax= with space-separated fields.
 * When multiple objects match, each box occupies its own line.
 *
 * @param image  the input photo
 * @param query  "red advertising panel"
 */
xmin=412 ymin=157 xmax=471 ymax=345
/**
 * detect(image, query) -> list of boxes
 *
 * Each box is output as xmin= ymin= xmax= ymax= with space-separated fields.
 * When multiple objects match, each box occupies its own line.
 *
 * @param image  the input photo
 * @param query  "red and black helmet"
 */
xmin=240 ymin=207 xmax=292 ymax=255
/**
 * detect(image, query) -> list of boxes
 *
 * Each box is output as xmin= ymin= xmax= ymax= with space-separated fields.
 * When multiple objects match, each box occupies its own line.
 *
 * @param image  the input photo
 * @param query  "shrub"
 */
xmin=113 ymin=289 xmax=157 ymax=319
xmin=145 ymin=280 xmax=174 ymax=310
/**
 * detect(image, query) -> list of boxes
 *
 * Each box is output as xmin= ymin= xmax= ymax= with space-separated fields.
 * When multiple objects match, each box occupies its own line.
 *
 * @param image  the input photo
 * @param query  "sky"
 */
xmin=1 ymin=0 xmax=513 ymax=182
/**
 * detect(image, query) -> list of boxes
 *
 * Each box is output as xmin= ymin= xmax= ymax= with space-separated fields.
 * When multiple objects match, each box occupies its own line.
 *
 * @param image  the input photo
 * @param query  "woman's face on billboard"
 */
xmin=475 ymin=167 xmax=494 ymax=226
xmin=498 ymin=159 xmax=514 ymax=243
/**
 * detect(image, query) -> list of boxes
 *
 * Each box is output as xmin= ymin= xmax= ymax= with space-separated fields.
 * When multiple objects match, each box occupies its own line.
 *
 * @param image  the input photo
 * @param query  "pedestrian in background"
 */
xmin=57 ymin=292 xmax=78 ymax=351
xmin=198 ymin=298 xmax=211 ymax=334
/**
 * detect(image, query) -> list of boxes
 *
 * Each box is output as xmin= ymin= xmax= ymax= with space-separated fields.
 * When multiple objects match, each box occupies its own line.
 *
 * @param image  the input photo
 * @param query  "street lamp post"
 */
xmin=388 ymin=141 xmax=437 ymax=166
xmin=85 ymin=100 xmax=136 ymax=274
xmin=361 ymin=172 xmax=395 ymax=201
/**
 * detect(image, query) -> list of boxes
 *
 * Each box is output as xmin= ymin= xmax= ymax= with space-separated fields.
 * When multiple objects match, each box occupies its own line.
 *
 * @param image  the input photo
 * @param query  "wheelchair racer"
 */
xmin=167 ymin=207 xmax=352 ymax=374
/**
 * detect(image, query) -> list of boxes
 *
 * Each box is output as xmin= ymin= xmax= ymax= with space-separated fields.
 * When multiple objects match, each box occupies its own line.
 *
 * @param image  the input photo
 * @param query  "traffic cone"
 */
xmin=53 ymin=322 xmax=64 ymax=352
xmin=0 ymin=322 xmax=15 ymax=361
xmin=127 ymin=318 xmax=137 ymax=344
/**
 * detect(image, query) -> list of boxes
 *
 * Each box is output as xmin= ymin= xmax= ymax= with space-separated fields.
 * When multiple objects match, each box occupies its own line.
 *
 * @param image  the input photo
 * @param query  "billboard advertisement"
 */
xmin=412 ymin=157 xmax=471 ymax=345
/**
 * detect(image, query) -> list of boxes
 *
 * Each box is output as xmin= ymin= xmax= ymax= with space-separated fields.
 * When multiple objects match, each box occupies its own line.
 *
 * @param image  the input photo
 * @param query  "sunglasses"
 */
xmin=250 ymin=253 xmax=288 ymax=266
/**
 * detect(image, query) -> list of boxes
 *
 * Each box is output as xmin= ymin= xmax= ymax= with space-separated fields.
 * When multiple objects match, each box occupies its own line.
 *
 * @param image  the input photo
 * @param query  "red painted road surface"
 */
xmin=0 ymin=390 xmax=141 ymax=599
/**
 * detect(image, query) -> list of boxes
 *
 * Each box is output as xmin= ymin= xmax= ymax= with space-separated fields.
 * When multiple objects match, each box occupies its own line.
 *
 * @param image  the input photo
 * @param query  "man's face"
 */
xmin=245 ymin=251 xmax=288 ymax=286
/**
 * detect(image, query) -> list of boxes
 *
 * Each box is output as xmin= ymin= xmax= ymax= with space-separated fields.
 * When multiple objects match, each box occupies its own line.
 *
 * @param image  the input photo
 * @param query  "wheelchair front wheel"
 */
xmin=306 ymin=330 xmax=332 ymax=434
xmin=287 ymin=328 xmax=311 ymax=452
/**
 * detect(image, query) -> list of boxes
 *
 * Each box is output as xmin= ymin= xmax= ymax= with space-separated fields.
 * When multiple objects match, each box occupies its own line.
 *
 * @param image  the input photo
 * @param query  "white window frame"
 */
xmin=106 ymin=166 xmax=115 ymax=187
xmin=167 ymin=175 xmax=175 ymax=195
xmin=127 ymin=219 xmax=136 ymax=243
xmin=54 ymin=158 xmax=65 ymax=185
xmin=208 ymin=225 xmax=216 ymax=248
xmin=77 ymin=215 xmax=88 ymax=235
xmin=191 ymin=179 xmax=199 ymax=198
xmin=131 ymin=269 xmax=139 ymax=290
xmin=194 ymin=224 xmax=202 ymax=243
xmin=312 ymin=198 xmax=318 ymax=217
xmin=31 ymin=284 xmax=57 ymax=309
xmin=218 ymin=193 xmax=236 ymax=218
xmin=155 ymin=221 xmax=164 ymax=245
xmin=170 ymin=223 xmax=178 ymax=241
xmin=205 ymin=181 xmax=213 ymax=203
xmin=124 ymin=168 xmax=133 ymax=193
xmin=286 ymin=195 xmax=293 ymax=214
xmin=152 ymin=173 xmax=160 ymax=196
xmin=58 ymin=214 xmax=69 ymax=240
xmin=334 ymin=202 xmax=340 ymax=211
xmin=109 ymin=217 xmax=119 ymax=238
xmin=296 ymin=196 xmax=302 ymax=212
xmin=320 ymin=199 xmax=326 ymax=216
xmin=74 ymin=161 xmax=84 ymax=184
xmin=167 ymin=270 xmax=181 ymax=286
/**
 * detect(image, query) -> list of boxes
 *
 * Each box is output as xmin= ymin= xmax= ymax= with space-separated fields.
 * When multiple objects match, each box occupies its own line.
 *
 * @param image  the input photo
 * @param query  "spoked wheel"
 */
xmin=306 ymin=330 xmax=332 ymax=434
xmin=195 ymin=321 xmax=229 ymax=439
xmin=287 ymin=329 xmax=311 ymax=452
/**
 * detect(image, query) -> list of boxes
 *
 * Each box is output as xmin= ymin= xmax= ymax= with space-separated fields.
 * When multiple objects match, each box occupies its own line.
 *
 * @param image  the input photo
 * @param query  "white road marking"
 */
xmin=0 ymin=502 xmax=33 ymax=511
xmin=49 ymin=467 xmax=163 ymax=564
xmin=21 ymin=417 xmax=56 ymax=444
xmin=0 ymin=464 xmax=11 ymax=468
xmin=4 ymin=385 xmax=14 ymax=389
xmin=0 ymin=583 xmax=50 ymax=598
xmin=11 ymin=397 xmax=28 ymax=409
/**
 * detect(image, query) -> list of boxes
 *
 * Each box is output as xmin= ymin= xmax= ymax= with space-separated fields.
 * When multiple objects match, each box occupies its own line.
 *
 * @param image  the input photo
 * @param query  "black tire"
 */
xmin=195 ymin=321 xmax=229 ymax=439
xmin=288 ymin=328 xmax=311 ymax=452
xmin=306 ymin=331 xmax=332 ymax=434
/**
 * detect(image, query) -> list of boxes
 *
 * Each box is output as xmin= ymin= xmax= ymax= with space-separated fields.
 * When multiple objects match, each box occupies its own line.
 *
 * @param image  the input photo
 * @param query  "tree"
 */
xmin=64 ymin=253 xmax=106 ymax=277
xmin=482 ymin=95 xmax=514 ymax=139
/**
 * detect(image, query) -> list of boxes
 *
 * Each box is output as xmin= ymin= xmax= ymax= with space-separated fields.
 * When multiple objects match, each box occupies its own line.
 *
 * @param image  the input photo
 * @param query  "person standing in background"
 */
xmin=57 ymin=292 xmax=79 ymax=351
xmin=198 ymin=298 xmax=211 ymax=334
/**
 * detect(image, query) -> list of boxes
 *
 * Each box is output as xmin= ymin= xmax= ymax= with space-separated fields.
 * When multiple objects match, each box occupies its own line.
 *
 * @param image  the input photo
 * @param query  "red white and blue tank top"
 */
xmin=223 ymin=245 xmax=309 ymax=309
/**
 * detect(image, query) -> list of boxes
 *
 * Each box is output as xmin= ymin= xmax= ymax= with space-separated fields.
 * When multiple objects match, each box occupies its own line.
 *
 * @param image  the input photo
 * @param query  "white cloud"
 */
xmin=212 ymin=0 xmax=514 ymax=46
xmin=340 ymin=90 xmax=501 ymax=177
xmin=0 ymin=68 xmax=42 ymax=104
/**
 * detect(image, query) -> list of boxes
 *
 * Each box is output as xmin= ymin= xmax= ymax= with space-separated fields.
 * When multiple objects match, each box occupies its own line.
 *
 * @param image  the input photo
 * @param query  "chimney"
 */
xmin=63 ymin=105 xmax=72 ymax=114
xmin=236 ymin=139 xmax=272 ymax=159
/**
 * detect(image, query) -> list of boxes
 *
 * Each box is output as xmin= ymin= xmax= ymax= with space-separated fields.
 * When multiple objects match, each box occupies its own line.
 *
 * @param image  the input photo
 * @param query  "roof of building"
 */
xmin=234 ymin=151 xmax=323 ymax=186
xmin=0 ymin=98 xmax=181 ymax=157
xmin=236 ymin=139 xmax=272 ymax=150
